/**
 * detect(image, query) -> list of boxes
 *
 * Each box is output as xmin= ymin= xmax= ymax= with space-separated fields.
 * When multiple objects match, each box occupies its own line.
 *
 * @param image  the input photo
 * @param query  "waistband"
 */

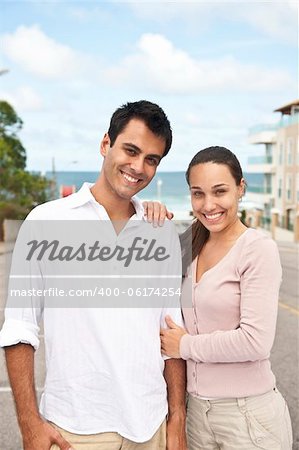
xmin=190 ymin=387 xmax=279 ymax=408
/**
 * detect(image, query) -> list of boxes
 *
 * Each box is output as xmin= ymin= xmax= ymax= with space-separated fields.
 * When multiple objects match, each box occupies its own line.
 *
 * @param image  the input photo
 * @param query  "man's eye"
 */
xmin=146 ymin=158 xmax=158 ymax=166
xmin=215 ymin=190 xmax=226 ymax=195
xmin=126 ymin=149 xmax=136 ymax=155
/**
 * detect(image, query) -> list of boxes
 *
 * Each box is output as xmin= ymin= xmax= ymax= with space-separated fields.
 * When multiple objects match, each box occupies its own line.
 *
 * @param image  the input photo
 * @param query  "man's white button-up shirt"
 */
xmin=0 ymin=183 xmax=183 ymax=442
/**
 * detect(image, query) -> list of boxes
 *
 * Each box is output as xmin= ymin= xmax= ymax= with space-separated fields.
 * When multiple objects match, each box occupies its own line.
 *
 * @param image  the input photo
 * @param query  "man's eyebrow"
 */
xmin=147 ymin=154 xmax=162 ymax=163
xmin=123 ymin=143 xmax=141 ymax=152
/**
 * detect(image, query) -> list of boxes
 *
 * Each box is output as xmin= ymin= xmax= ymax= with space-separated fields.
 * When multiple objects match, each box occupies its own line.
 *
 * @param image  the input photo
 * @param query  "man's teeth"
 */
xmin=205 ymin=212 xmax=223 ymax=220
xmin=122 ymin=172 xmax=139 ymax=183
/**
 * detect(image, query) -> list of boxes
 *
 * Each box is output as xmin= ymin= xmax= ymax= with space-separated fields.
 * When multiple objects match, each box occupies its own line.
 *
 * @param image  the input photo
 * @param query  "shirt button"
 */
xmin=256 ymin=438 xmax=263 ymax=444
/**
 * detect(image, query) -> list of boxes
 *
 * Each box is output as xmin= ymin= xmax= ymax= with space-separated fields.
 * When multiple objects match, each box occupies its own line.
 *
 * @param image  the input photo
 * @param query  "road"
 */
xmin=0 ymin=240 xmax=298 ymax=450
xmin=271 ymin=242 xmax=299 ymax=450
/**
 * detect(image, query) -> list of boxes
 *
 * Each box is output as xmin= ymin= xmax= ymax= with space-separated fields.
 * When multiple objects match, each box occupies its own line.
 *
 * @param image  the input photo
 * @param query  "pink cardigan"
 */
xmin=180 ymin=228 xmax=282 ymax=398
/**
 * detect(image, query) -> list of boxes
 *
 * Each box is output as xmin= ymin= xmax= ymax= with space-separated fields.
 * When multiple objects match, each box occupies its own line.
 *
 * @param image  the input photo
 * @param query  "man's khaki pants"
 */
xmin=50 ymin=420 xmax=166 ymax=450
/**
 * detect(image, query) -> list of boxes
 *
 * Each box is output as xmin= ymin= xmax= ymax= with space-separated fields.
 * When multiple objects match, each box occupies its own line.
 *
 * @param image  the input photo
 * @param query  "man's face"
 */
xmin=100 ymin=119 xmax=166 ymax=200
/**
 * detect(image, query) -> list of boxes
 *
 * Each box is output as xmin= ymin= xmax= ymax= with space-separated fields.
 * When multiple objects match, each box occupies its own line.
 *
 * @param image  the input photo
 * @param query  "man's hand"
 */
xmin=166 ymin=412 xmax=187 ymax=450
xmin=142 ymin=201 xmax=173 ymax=227
xmin=22 ymin=417 xmax=74 ymax=450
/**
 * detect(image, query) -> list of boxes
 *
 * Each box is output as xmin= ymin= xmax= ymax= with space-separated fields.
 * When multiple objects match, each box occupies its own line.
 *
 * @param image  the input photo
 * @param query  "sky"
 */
xmin=0 ymin=0 xmax=298 ymax=173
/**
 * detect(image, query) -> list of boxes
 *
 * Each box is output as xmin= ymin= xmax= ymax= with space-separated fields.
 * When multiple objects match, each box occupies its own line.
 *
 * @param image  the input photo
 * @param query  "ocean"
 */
xmin=46 ymin=171 xmax=263 ymax=219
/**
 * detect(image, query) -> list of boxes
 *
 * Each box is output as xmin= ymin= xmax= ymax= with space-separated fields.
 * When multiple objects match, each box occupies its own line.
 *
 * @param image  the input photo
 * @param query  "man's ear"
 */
xmin=100 ymin=133 xmax=111 ymax=157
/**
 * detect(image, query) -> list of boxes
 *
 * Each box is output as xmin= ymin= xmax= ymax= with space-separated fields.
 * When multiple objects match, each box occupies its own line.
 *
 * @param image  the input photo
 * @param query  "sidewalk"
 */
xmin=0 ymin=241 xmax=14 ymax=255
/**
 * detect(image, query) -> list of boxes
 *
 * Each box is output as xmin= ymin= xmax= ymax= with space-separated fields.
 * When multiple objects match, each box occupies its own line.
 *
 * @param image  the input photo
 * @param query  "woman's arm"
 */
xmin=180 ymin=237 xmax=282 ymax=363
xmin=161 ymin=237 xmax=282 ymax=363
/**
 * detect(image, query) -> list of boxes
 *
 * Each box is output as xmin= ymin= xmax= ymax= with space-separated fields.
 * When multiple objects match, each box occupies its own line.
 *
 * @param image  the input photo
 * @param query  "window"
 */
xmin=286 ymin=175 xmax=292 ymax=201
xmin=287 ymin=138 xmax=293 ymax=165
xmin=279 ymin=143 xmax=284 ymax=165
xmin=278 ymin=179 xmax=282 ymax=198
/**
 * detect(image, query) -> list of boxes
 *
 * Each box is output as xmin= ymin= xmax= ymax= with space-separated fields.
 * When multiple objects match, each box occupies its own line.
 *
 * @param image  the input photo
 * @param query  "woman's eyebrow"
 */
xmin=211 ymin=183 xmax=229 ymax=189
xmin=190 ymin=183 xmax=229 ymax=190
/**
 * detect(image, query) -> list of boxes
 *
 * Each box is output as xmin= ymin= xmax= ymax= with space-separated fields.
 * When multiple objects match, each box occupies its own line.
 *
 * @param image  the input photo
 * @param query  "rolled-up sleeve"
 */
xmin=0 ymin=318 xmax=40 ymax=350
xmin=0 ymin=218 xmax=44 ymax=350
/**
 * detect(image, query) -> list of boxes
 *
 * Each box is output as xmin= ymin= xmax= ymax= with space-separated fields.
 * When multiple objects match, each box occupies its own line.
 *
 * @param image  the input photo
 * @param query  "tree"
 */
xmin=0 ymin=101 xmax=51 ymax=238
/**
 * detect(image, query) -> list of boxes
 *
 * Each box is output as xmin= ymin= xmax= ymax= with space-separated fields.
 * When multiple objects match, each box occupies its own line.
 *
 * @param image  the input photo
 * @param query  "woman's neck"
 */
xmin=208 ymin=219 xmax=247 ymax=244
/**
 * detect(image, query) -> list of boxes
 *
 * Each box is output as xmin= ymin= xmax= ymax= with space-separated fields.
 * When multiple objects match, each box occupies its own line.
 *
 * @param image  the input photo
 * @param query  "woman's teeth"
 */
xmin=204 ymin=212 xmax=223 ymax=220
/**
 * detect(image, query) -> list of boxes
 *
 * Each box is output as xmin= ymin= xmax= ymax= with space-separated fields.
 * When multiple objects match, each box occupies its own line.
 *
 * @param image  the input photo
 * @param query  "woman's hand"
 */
xmin=142 ymin=201 xmax=173 ymax=227
xmin=160 ymin=316 xmax=187 ymax=358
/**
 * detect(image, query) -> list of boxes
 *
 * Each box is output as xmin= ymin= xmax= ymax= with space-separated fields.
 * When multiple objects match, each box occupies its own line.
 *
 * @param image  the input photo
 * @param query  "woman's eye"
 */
xmin=192 ymin=191 xmax=203 ymax=197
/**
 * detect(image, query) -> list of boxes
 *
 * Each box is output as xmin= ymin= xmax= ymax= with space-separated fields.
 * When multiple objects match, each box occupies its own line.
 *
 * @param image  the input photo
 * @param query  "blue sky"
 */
xmin=1 ymin=1 xmax=297 ymax=173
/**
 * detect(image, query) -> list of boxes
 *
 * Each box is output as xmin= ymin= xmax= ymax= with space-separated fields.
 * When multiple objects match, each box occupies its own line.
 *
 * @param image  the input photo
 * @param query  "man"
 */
xmin=0 ymin=100 xmax=187 ymax=450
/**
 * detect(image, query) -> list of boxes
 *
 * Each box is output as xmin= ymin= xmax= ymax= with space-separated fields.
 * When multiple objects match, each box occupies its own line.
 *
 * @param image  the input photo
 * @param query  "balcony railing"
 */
xmin=249 ymin=113 xmax=299 ymax=136
xmin=248 ymin=156 xmax=273 ymax=164
xmin=279 ymin=113 xmax=299 ymax=128
xmin=248 ymin=123 xmax=278 ymax=135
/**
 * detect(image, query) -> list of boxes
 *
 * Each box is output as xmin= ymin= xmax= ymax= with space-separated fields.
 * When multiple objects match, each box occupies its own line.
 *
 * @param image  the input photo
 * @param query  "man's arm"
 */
xmin=164 ymin=358 xmax=187 ymax=450
xmin=5 ymin=343 xmax=72 ymax=450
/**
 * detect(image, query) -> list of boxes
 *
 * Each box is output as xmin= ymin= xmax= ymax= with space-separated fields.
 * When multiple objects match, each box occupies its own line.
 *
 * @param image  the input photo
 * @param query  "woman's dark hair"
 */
xmin=108 ymin=100 xmax=172 ymax=157
xmin=181 ymin=146 xmax=246 ymax=273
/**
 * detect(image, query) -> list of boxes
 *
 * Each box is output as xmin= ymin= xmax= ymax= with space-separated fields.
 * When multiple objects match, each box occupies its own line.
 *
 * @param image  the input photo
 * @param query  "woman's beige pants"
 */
xmin=187 ymin=388 xmax=292 ymax=450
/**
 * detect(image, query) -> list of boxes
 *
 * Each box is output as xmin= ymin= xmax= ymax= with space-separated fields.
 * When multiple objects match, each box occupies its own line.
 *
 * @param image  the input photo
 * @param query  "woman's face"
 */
xmin=189 ymin=162 xmax=244 ymax=234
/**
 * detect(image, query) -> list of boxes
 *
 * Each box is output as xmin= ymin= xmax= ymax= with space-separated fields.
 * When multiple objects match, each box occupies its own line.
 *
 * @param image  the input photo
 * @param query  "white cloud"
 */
xmin=0 ymin=86 xmax=43 ymax=111
xmin=105 ymin=33 xmax=292 ymax=94
xmin=128 ymin=2 xmax=297 ymax=44
xmin=1 ymin=25 xmax=84 ymax=79
xmin=237 ymin=2 xmax=298 ymax=44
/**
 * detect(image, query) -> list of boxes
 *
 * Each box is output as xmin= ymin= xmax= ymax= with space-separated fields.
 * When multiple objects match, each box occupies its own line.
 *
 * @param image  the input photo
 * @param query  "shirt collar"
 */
xmin=69 ymin=182 xmax=145 ymax=221
xmin=68 ymin=182 xmax=98 ymax=208
xmin=130 ymin=196 xmax=145 ymax=220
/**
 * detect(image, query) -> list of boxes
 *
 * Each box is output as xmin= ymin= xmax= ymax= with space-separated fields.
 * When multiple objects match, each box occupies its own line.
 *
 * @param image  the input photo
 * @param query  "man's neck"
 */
xmin=91 ymin=180 xmax=136 ymax=221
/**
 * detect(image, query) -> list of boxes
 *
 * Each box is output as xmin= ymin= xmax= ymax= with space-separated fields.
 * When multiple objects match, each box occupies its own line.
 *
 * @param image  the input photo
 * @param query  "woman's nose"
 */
xmin=203 ymin=196 xmax=216 ymax=211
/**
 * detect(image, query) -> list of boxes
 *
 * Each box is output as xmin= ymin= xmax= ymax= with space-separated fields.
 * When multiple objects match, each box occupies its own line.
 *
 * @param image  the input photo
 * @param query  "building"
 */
xmin=246 ymin=100 xmax=299 ymax=242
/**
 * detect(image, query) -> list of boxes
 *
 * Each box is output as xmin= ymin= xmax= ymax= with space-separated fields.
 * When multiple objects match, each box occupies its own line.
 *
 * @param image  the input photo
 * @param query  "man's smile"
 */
xmin=120 ymin=170 xmax=143 ymax=184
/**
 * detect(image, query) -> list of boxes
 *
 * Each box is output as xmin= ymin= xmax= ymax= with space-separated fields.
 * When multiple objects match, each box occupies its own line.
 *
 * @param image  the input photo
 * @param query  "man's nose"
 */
xmin=130 ymin=157 xmax=144 ymax=174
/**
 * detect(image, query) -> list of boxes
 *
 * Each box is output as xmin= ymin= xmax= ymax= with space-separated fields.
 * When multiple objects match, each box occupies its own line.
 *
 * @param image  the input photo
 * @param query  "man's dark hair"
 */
xmin=108 ymin=100 xmax=172 ymax=157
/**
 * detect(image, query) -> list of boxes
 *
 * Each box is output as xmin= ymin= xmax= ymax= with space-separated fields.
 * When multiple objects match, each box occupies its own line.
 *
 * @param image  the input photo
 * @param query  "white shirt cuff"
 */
xmin=0 ymin=319 xmax=40 ymax=350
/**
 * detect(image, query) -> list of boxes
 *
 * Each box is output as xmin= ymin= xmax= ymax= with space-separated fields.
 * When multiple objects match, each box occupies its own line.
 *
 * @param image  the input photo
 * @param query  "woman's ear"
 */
xmin=239 ymin=178 xmax=246 ymax=198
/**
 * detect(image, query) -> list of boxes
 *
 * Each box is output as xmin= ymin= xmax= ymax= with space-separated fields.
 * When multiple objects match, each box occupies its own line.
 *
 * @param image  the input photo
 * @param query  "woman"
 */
xmin=147 ymin=146 xmax=293 ymax=450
